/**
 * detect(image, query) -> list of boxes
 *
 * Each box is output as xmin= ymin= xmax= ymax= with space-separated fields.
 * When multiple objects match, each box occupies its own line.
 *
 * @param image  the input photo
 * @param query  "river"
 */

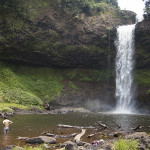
xmin=0 ymin=112 xmax=150 ymax=148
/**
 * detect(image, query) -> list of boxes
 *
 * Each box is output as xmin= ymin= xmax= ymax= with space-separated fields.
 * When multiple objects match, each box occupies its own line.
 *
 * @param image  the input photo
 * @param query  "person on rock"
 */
xmin=3 ymin=117 xmax=13 ymax=134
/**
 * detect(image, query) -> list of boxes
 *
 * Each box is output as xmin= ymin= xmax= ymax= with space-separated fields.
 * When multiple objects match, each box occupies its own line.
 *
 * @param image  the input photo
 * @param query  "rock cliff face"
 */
xmin=2 ymin=0 xmax=150 ymax=113
xmin=135 ymin=18 xmax=150 ymax=69
xmin=135 ymin=18 xmax=150 ymax=113
xmin=0 ymin=0 xmax=135 ymax=69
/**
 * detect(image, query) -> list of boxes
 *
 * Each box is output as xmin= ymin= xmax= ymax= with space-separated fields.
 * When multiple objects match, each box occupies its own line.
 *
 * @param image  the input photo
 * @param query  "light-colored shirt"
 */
xmin=3 ymin=119 xmax=13 ymax=127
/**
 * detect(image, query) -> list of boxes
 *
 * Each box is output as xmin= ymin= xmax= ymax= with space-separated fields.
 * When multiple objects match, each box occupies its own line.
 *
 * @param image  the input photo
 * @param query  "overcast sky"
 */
xmin=118 ymin=0 xmax=145 ymax=15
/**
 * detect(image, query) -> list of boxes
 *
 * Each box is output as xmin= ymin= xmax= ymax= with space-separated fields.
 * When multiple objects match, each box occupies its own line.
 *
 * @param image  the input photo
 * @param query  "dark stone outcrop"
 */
xmin=135 ymin=18 xmax=150 ymax=69
xmin=26 ymin=136 xmax=56 ymax=144
xmin=49 ymin=81 xmax=116 ymax=112
xmin=135 ymin=18 xmax=150 ymax=112
xmin=64 ymin=141 xmax=78 ymax=150
xmin=127 ymin=132 xmax=150 ymax=150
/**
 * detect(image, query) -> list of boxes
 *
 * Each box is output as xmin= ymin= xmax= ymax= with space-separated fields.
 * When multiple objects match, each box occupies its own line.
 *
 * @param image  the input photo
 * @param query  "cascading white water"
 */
xmin=115 ymin=24 xmax=136 ymax=113
xmin=114 ymin=0 xmax=145 ymax=114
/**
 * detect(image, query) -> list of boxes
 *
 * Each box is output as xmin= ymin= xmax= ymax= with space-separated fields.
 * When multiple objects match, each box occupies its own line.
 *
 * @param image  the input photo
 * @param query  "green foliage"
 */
xmin=63 ymin=69 xmax=109 ymax=82
xmin=68 ymin=81 xmax=78 ymax=90
xmin=63 ymin=69 xmax=79 ymax=80
xmin=0 ymin=62 xmax=63 ymax=106
xmin=0 ymin=0 xmax=50 ymax=20
xmin=0 ymin=103 xmax=35 ymax=110
xmin=14 ymin=145 xmax=44 ymax=150
xmin=146 ymin=89 xmax=150 ymax=95
xmin=145 ymin=0 xmax=150 ymax=15
xmin=0 ymin=105 xmax=13 ymax=113
xmin=58 ymin=0 xmax=118 ymax=16
xmin=0 ymin=103 xmax=36 ymax=113
xmin=0 ymin=61 xmax=111 ymax=107
xmin=136 ymin=70 xmax=150 ymax=96
xmin=135 ymin=70 xmax=150 ymax=87
xmin=113 ymin=138 xmax=139 ymax=150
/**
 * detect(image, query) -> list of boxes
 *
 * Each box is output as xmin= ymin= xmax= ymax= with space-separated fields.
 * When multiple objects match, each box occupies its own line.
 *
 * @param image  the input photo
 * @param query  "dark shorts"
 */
xmin=4 ymin=127 xmax=9 ymax=132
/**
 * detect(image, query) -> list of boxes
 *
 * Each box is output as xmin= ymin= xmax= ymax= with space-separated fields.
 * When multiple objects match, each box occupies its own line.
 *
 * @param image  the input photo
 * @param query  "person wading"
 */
xmin=3 ymin=117 xmax=13 ymax=134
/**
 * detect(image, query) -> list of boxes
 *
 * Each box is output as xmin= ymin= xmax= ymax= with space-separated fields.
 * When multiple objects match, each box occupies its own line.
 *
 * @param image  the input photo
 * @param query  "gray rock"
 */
xmin=43 ymin=144 xmax=51 ymax=149
xmin=17 ymin=136 xmax=28 ymax=140
xmin=78 ymin=146 xmax=85 ymax=150
xmin=26 ymin=136 xmax=56 ymax=144
xmin=95 ymin=142 xmax=112 ymax=150
xmin=137 ymin=146 xmax=145 ymax=150
xmin=0 ymin=145 xmax=24 ymax=150
xmin=64 ymin=141 xmax=78 ymax=150
xmin=76 ymin=141 xmax=86 ymax=146
xmin=46 ymin=133 xmax=54 ymax=137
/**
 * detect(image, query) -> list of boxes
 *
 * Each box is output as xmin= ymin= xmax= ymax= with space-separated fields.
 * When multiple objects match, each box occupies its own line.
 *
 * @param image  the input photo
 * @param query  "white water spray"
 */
xmin=115 ymin=0 xmax=145 ymax=114
xmin=115 ymin=24 xmax=135 ymax=114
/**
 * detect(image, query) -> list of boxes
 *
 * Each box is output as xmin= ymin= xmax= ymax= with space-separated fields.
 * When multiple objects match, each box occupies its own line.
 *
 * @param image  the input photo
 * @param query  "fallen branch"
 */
xmin=87 ymin=132 xmax=102 ymax=138
xmin=58 ymin=124 xmax=95 ymax=129
xmin=74 ymin=129 xmax=86 ymax=143
xmin=132 ymin=125 xmax=142 ymax=131
xmin=87 ymin=134 xmax=95 ymax=138
xmin=98 ymin=122 xmax=108 ymax=129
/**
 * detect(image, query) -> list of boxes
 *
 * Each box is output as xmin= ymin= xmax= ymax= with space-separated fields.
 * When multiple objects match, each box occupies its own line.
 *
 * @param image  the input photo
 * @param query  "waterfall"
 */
xmin=114 ymin=0 xmax=145 ymax=114
xmin=115 ymin=24 xmax=136 ymax=113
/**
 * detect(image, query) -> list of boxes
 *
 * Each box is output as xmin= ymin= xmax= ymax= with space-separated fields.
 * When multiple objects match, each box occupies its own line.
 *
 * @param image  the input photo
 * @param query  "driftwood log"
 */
xmin=58 ymin=124 xmax=95 ymax=129
xmin=74 ymin=129 xmax=86 ymax=143
xmin=87 ymin=132 xmax=102 ymax=138
xmin=132 ymin=125 xmax=142 ymax=131
xmin=98 ymin=122 xmax=108 ymax=129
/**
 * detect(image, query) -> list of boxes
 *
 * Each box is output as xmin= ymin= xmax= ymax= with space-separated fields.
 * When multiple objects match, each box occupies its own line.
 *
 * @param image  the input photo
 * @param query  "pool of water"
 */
xmin=0 ymin=112 xmax=150 ymax=148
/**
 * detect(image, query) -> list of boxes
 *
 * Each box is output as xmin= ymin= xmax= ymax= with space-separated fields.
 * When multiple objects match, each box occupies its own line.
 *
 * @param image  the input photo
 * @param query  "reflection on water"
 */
xmin=1 ymin=134 xmax=9 ymax=146
xmin=0 ymin=113 xmax=150 ymax=148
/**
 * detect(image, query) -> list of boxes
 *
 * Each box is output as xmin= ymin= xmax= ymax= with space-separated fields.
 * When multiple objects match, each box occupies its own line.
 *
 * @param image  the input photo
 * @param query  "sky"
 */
xmin=118 ymin=0 xmax=145 ymax=15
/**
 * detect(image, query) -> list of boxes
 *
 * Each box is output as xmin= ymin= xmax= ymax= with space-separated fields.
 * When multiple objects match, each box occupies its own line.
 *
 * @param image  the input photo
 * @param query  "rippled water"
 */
xmin=0 ymin=113 xmax=150 ymax=148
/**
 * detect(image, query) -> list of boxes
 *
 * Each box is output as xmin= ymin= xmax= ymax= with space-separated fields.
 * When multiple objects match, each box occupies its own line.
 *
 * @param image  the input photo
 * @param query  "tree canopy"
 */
xmin=59 ymin=0 xmax=118 ymax=16
xmin=145 ymin=0 xmax=150 ymax=15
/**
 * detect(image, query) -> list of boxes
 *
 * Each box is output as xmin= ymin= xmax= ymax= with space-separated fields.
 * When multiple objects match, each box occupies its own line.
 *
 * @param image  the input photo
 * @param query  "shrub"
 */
xmin=0 ymin=62 xmax=63 ymax=106
xmin=113 ymin=139 xmax=139 ymax=150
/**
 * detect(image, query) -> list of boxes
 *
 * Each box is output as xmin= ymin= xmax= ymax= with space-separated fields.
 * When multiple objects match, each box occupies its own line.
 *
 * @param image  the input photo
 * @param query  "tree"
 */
xmin=145 ymin=0 xmax=150 ymax=15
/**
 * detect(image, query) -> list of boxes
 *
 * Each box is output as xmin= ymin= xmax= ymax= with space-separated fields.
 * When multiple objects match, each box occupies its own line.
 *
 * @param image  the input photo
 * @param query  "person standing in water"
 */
xmin=3 ymin=117 xmax=13 ymax=133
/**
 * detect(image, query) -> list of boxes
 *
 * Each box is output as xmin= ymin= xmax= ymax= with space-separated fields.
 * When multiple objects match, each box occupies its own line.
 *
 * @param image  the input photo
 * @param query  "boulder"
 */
xmin=26 ymin=136 xmax=56 ymax=144
xmin=17 ymin=136 xmax=29 ymax=140
xmin=64 ymin=141 xmax=78 ymax=150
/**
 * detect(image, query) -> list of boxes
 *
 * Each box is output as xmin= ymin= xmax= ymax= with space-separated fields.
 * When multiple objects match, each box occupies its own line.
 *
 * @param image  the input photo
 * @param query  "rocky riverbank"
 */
xmin=1 ymin=131 xmax=150 ymax=150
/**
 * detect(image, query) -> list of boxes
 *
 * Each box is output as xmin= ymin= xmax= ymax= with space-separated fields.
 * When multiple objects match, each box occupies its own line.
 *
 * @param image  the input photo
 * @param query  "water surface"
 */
xmin=0 ymin=112 xmax=150 ymax=148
